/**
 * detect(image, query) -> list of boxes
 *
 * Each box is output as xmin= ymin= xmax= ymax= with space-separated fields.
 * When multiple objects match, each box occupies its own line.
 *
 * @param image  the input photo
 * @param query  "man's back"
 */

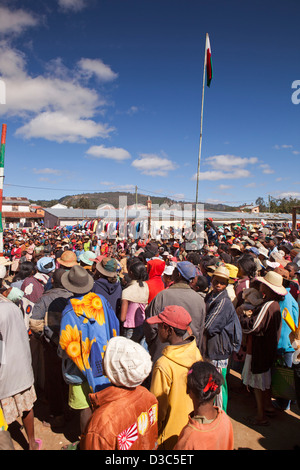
xmin=150 ymin=336 xmax=202 ymax=450
xmin=144 ymin=282 xmax=205 ymax=363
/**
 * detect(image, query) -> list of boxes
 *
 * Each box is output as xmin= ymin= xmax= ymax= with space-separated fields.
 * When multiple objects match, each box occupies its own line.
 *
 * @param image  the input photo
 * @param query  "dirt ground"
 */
xmin=7 ymin=369 xmax=300 ymax=451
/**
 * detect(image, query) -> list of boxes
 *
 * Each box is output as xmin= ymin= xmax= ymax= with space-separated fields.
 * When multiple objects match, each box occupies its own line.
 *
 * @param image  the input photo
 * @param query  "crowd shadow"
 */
xmin=227 ymin=370 xmax=300 ymax=450
xmin=8 ymin=387 xmax=80 ymax=450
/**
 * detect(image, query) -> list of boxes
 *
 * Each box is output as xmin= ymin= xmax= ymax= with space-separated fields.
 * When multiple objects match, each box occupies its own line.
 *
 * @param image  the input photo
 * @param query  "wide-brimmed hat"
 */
xmin=255 ymin=271 xmax=287 ymax=296
xmin=79 ymin=251 xmax=96 ymax=266
xmin=61 ymin=265 xmax=94 ymax=294
xmin=273 ymin=266 xmax=290 ymax=281
xmin=212 ymin=265 xmax=230 ymax=280
xmin=36 ymin=257 xmax=56 ymax=274
xmin=0 ymin=256 xmax=12 ymax=266
xmin=96 ymin=257 xmax=118 ymax=278
xmin=57 ymin=250 xmax=78 ymax=267
xmin=103 ymin=336 xmax=152 ymax=388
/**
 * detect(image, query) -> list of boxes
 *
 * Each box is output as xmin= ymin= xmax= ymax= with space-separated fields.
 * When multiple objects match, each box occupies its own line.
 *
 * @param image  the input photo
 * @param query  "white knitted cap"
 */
xmin=104 ymin=336 xmax=152 ymax=388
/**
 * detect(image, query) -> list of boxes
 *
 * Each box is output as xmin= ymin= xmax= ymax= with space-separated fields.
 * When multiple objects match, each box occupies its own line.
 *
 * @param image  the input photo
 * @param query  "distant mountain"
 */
xmin=30 ymin=191 xmax=239 ymax=212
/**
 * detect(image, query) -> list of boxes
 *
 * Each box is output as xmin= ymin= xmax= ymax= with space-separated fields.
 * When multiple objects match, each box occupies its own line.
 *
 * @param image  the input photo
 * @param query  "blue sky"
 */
xmin=0 ymin=0 xmax=299 ymax=207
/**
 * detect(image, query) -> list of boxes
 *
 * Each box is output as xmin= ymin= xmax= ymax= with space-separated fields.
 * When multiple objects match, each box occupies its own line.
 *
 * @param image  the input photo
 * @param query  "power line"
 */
xmin=4 ymin=182 xmax=258 ymax=206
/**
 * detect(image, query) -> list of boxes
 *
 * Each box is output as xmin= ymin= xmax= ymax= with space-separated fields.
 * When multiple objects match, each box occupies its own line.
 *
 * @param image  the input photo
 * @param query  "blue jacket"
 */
xmin=204 ymin=289 xmax=242 ymax=360
xmin=278 ymin=288 xmax=299 ymax=354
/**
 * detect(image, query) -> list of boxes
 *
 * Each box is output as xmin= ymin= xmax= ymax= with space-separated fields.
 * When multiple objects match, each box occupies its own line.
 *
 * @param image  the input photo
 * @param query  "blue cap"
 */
xmin=177 ymin=261 xmax=197 ymax=281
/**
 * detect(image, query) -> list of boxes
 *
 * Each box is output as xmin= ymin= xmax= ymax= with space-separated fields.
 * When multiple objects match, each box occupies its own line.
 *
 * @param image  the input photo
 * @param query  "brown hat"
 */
xmin=96 ymin=257 xmax=118 ymax=278
xmin=61 ymin=265 xmax=93 ymax=294
xmin=57 ymin=250 xmax=78 ymax=267
xmin=274 ymin=267 xmax=290 ymax=281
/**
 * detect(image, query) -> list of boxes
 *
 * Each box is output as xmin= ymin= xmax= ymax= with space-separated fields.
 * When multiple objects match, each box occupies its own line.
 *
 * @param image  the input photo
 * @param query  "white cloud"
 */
xmin=273 ymin=144 xmax=293 ymax=150
xmin=204 ymin=155 xmax=258 ymax=171
xmin=78 ymin=58 xmax=118 ymax=82
xmin=278 ymin=191 xmax=300 ymax=198
xmin=192 ymin=168 xmax=251 ymax=181
xmin=0 ymin=6 xmax=38 ymax=36
xmin=86 ymin=145 xmax=131 ymax=161
xmin=0 ymin=40 xmax=117 ymax=143
xmin=259 ymin=163 xmax=274 ymax=174
xmin=218 ymin=184 xmax=232 ymax=190
xmin=245 ymin=182 xmax=257 ymax=188
xmin=16 ymin=112 xmax=114 ymax=143
xmin=58 ymin=0 xmax=87 ymax=12
xmin=192 ymin=154 xmax=257 ymax=181
xmin=132 ymin=154 xmax=178 ymax=176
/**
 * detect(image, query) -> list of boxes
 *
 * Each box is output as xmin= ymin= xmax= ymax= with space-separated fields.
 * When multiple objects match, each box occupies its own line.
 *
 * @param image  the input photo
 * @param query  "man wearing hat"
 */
xmin=80 ymin=336 xmax=158 ymax=450
xmin=144 ymin=261 xmax=206 ymax=365
xmin=59 ymin=265 xmax=120 ymax=434
xmin=30 ymin=268 xmax=73 ymax=428
xmin=239 ymin=271 xmax=286 ymax=425
xmin=204 ymin=266 xmax=242 ymax=412
xmin=92 ymin=258 xmax=122 ymax=316
xmin=147 ymin=305 xmax=202 ymax=450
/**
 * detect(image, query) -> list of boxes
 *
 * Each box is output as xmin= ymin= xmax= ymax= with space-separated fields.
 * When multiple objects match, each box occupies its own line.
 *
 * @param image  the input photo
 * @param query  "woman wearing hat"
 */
xmin=80 ymin=337 xmax=157 ymax=450
xmin=239 ymin=271 xmax=286 ymax=426
xmin=92 ymin=258 xmax=122 ymax=316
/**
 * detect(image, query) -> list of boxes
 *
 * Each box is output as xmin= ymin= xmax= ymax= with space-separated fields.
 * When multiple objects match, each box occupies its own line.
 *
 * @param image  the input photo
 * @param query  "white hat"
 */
xmin=255 ymin=271 xmax=287 ymax=296
xmin=163 ymin=265 xmax=175 ymax=276
xmin=103 ymin=336 xmax=152 ymax=388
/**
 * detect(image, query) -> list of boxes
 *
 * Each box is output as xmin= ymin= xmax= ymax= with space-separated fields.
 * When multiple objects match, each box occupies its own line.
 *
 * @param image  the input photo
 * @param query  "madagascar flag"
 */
xmin=206 ymin=35 xmax=213 ymax=87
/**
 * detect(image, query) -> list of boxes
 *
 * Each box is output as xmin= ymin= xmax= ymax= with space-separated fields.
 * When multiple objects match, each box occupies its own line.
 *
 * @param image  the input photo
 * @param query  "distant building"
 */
xmin=2 ymin=197 xmax=42 ymax=228
xmin=43 ymin=207 xmax=98 ymax=228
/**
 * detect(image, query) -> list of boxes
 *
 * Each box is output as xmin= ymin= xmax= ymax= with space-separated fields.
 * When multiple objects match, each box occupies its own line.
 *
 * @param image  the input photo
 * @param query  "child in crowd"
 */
xmin=174 ymin=361 xmax=234 ymax=450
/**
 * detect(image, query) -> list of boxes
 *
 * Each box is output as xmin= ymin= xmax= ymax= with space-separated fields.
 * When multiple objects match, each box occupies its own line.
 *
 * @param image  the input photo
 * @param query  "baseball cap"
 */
xmin=146 ymin=305 xmax=192 ymax=330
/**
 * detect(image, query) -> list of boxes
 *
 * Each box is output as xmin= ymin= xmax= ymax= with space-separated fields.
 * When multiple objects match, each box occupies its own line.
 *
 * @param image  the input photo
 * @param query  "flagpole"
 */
xmin=195 ymin=33 xmax=208 ymax=225
xmin=0 ymin=124 xmax=7 ymax=257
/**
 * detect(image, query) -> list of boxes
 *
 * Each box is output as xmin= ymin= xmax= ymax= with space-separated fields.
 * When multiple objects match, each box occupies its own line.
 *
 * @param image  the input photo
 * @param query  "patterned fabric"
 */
xmin=0 ymin=386 xmax=36 ymax=425
xmin=59 ymin=292 xmax=120 ymax=393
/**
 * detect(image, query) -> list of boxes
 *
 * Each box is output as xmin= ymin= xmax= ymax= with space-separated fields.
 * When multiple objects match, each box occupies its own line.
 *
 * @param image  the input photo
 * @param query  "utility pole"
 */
xmin=135 ymin=185 xmax=138 ymax=206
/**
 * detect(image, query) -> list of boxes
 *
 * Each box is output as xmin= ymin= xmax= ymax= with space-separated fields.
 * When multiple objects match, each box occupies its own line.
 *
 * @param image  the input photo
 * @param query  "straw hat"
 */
xmin=255 ymin=271 xmax=287 ymax=296
xmin=212 ymin=265 xmax=230 ymax=280
xmin=57 ymin=250 xmax=78 ymax=268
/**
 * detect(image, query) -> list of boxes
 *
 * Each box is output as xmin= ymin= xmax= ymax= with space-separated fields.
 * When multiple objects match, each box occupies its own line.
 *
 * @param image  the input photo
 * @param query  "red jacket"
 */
xmin=146 ymin=258 xmax=166 ymax=303
xmin=80 ymin=385 xmax=158 ymax=450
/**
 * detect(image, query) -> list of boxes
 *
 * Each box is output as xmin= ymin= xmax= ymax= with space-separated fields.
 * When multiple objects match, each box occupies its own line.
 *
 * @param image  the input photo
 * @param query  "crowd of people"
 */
xmin=0 ymin=218 xmax=300 ymax=451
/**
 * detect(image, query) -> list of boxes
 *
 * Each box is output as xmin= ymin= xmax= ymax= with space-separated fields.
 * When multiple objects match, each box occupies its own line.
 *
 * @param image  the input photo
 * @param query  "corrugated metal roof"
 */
xmin=3 ymin=212 xmax=41 ymax=218
xmin=44 ymin=208 xmax=98 ymax=218
xmin=44 ymin=207 xmax=295 ymax=223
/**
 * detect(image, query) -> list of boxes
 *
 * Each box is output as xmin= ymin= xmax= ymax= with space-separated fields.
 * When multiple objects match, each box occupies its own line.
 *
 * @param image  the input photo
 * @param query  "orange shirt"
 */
xmin=174 ymin=407 xmax=234 ymax=450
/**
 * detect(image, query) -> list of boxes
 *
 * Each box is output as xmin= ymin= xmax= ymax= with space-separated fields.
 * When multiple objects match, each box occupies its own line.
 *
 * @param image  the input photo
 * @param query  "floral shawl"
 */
xmin=59 ymin=292 xmax=120 ymax=393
